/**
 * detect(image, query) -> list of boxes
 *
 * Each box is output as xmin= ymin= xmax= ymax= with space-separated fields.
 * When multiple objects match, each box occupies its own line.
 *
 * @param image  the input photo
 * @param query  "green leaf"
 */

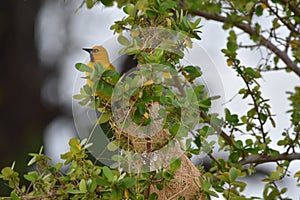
xmin=272 ymin=18 xmax=280 ymax=29
xmin=97 ymin=112 xmax=111 ymax=124
xmin=79 ymin=179 xmax=87 ymax=193
xmin=75 ymin=63 xmax=93 ymax=73
xmin=100 ymin=0 xmax=114 ymax=6
xmin=1 ymin=167 xmax=16 ymax=178
xmin=229 ymin=152 xmax=240 ymax=163
xmin=102 ymin=166 xmax=115 ymax=182
xmin=268 ymin=188 xmax=280 ymax=199
xmin=86 ymin=0 xmax=96 ymax=9
xmin=231 ymin=196 xmax=248 ymax=200
xmin=24 ymin=171 xmax=38 ymax=182
xmin=95 ymin=80 xmax=113 ymax=96
xmin=138 ymin=196 xmax=145 ymax=200
xmin=102 ymin=69 xmax=119 ymax=78
xmin=259 ymin=113 xmax=267 ymax=123
xmin=73 ymin=94 xmax=84 ymax=100
xmin=182 ymin=65 xmax=202 ymax=81
xmin=192 ymin=18 xmax=202 ymax=29
xmin=269 ymin=171 xmax=280 ymax=181
xmin=170 ymin=158 xmax=181 ymax=171
xmin=149 ymin=192 xmax=158 ymax=200
xmin=158 ymin=1 xmax=177 ymax=13
xmin=117 ymin=177 xmax=136 ymax=189
xmin=67 ymin=189 xmax=83 ymax=194
xmin=229 ymin=167 xmax=240 ymax=182
xmin=232 ymin=181 xmax=247 ymax=192
xmin=245 ymin=2 xmax=255 ymax=12
xmin=123 ymin=4 xmax=135 ymax=16
xmin=274 ymin=56 xmax=279 ymax=65
xmin=95 ymin=177 xmax=111 ymax=186
xmin=281 ymin=187 xmax=287 ymax=194
xmin=234 ymin=140 xmax=243 ymax=149
xmin=156 ymin=183 xmax=163 ymax=190
xmin=110 ymin=188 xmax=122 ymax=199
xmin=169 ymin=123 xmax=180 ymax=136
xmin=225 ymin=108 xmax=239 ymax=125
xmin=118 ymin=35 xmax=130 ymax=46
xmin=69 ymin=138 xmax=81 ymax=153
xmin=87 ymin=178 xmax=97 ymax=193
xmin=83 ymin=85 xmax=92 ymax=95
xmin=227 ymin=41 xmax=238 ymax=52
xmin=146 ymin=9 xmax=157 ymax=18
xmin=10 ymin=191 xmax=21 ymax=200
xmin=247 ymin=108 xmax=256 ymax=118
xmin=245 ymin=67 xmax=261 ymax=78
xmin=163 ymin=171 xmax=173 ymax=180
xmin=255 ymin=5 xmax=264 ymax=16
xmin=60 ymin=152 xmax=73 ymax=164
xmin=55 ymin=162 xmax=63 ymax=171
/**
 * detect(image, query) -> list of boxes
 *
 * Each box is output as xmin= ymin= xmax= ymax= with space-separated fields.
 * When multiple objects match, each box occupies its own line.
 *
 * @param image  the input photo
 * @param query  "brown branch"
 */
xmin=238 ymin=152 xmax=300 ymax=165
xmin=208 ymin=153 xmax=222 ymax=171
xmin=261 ymin=0 xmax=300 ymax=36
xmin=278 ymin=0 xmax=300 ymax=18
xmin=188 ymin=10 xmax=300 ymax=77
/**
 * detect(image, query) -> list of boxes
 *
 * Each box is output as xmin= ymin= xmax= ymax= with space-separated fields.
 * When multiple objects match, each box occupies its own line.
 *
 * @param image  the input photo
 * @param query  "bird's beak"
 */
xmin=82 ymin=48 xmax=93 ymax=53
xmin=82 ymin=48 xmax=94 ymax=62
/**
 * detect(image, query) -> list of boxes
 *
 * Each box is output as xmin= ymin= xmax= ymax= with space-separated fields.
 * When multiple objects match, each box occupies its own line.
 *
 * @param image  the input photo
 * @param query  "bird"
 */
xmin=81 ymin=46 xmax=137 ymax=141
xmin=82 ymin=46 xmax=117 ymax=141
xmin=82 ymin=45 xmax=116 ymax=96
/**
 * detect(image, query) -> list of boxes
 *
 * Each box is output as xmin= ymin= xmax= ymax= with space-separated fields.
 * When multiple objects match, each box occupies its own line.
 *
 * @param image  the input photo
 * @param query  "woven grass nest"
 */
xmin=111 ymin=101 xmax=204 ymax=199
xmin=111 ymin=126 xmax=204 ymax=199
xmin=150 ymin=154 xmax=204 ymax=200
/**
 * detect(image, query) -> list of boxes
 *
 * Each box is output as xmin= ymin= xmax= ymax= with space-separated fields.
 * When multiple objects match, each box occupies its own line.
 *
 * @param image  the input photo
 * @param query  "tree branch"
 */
xmin=188 ymin=10 xmax=300 ymax=77
xmin=261 ymin=0 xmax=300 ymax=36
xmin=238 ymin=152 xmax=300 ymax=165
xmin=200 ymin=111 xmax=234 ymax=146
xmin=278 ymin=0 xmax=300 ymax=18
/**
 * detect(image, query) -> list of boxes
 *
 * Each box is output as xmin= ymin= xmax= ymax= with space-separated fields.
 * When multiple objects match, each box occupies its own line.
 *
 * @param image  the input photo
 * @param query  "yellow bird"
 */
xmin=82 ymin=45 xmax=116 ymax=96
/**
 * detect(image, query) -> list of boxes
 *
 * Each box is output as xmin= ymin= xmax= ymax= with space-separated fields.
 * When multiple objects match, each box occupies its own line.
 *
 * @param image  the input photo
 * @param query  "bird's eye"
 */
xmin=93 ymin=49 xmax=99 ymax=53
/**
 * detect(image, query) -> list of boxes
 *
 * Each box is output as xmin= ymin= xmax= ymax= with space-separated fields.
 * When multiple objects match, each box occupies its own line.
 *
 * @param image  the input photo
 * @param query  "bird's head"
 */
xmin=82 ymin=45 xmax=109 ymax=63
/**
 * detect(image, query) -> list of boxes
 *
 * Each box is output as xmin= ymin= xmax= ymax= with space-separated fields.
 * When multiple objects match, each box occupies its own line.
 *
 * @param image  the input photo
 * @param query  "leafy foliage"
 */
xmin=0 ymin=139 xmax=177 ymax=199
xmin=1 ymin=0 xmax=300 ymax=199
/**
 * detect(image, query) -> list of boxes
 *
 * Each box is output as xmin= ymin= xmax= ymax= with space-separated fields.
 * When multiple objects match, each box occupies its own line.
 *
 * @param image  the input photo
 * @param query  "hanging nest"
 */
xmin=150 ymin=154 xmax=204 ymax=200
xmin=111 ymin=121 xmax=204 ymax=199
xmin=110 ymin=101 xmax=204 ymax=199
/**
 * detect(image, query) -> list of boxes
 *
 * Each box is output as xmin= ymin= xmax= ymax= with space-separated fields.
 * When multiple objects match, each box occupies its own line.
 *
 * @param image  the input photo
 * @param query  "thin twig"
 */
xmin=261 ymin=0 xmax=300 ymax=35
xmin=278 ymin=0 xmax=300 ymax=18
xmin=188 ymin=10 xmax=300 ymax=77
xmin=240 ymin=72 xmax=267 ymax=145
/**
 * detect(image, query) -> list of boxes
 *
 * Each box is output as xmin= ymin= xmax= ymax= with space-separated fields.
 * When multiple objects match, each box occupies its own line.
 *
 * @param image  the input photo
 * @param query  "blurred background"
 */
xmin=0 ymin=0 xmax=299 ymax=198
xmin=0 ymin=0 xmax=123 ymax=195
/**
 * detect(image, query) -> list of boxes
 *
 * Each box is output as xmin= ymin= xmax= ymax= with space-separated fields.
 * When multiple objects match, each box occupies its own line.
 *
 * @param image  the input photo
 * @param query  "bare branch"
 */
xmin=188 ymin=10 xmax=300 ymax=77
xmin=238 ymin=152 xmax=300 ymax=165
